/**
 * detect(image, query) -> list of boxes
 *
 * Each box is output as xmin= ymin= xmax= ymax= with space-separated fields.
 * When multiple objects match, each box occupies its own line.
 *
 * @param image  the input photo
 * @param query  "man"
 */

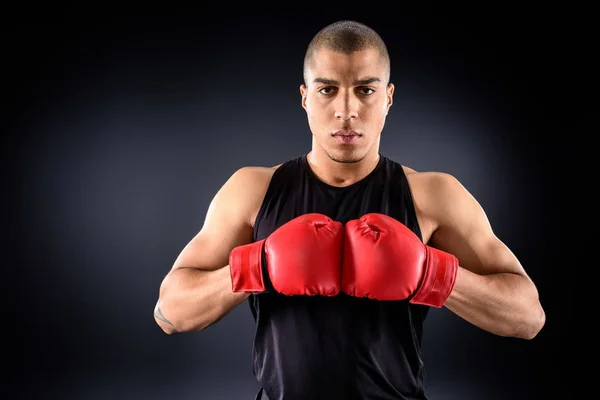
xmin=153 ymin=20 xmax=545 ymax=400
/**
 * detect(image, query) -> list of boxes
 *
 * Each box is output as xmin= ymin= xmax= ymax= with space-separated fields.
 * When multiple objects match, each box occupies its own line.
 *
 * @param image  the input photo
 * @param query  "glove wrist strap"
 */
xmin=229 ymin=239 xmax=266 ymax=292
xmin=409 ymin=246 xmax=458 ymax=308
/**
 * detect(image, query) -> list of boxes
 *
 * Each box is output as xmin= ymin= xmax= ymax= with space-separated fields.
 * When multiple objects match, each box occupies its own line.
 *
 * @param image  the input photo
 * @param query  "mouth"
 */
xmin=332 ymin=130 xmax=361 ymax=144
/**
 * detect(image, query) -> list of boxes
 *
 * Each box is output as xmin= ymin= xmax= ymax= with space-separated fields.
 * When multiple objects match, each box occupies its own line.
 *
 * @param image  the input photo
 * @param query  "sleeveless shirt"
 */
xmin=250 ymin=153 xmax=430 ymax=400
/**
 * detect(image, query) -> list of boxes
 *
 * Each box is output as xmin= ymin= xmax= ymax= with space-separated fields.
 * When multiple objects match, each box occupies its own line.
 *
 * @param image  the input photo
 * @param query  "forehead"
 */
xmin=307 ymin=47 xmax=386 ymax=81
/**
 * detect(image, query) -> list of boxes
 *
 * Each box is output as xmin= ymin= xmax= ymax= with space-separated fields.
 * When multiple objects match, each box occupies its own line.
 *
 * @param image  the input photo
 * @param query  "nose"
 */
xmin=334 ymin=91 xmax=358 ymax=121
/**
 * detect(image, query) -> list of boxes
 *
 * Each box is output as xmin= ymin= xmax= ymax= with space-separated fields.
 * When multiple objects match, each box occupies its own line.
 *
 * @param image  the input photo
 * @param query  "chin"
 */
xmin=326 ymin=149 xmax=366 ymax=164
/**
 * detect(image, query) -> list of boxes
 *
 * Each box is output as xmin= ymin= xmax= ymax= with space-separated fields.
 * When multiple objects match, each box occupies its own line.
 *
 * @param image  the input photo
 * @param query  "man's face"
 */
xmin=300 ymin=47 xmax=394 ymax=164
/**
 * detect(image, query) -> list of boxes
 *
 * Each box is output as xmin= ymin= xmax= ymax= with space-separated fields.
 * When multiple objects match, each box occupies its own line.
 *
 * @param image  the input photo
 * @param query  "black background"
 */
xmin=6 ymin=3 xmax=582 ymax=399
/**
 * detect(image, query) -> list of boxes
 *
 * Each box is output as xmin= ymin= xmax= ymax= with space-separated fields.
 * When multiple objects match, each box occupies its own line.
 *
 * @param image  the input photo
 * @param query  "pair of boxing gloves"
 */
xmin=229 ymin=213 xmax=458 ymax=308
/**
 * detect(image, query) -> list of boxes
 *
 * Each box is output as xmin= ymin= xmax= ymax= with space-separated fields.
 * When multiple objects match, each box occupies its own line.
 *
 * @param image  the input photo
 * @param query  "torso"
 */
xmin=249 ymin=163 xmax=435 ymax=244
xmin=245 ymin=153 xmax=434 ymax=400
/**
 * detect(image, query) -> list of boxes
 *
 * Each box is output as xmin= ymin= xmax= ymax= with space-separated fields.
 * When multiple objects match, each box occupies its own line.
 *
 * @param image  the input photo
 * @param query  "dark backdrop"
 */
xmin=6 ymin=4 xmax=580 ymax=400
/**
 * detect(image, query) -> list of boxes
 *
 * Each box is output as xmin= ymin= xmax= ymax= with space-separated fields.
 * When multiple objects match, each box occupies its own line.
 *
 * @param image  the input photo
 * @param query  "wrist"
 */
xmin=409 ymin=246 xmax=459 ymax=308
xmin=229 ymin=239 xmax=266 ymax=292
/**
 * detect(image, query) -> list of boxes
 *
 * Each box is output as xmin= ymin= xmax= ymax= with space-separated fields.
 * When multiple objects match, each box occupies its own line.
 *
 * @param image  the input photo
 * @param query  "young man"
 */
xmin=153 ymin=20 xmax=545 ymax=400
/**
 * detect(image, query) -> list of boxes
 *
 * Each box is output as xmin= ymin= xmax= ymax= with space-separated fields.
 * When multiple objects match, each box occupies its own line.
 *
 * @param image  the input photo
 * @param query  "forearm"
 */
xmin=443 ymin=267 xmax=545 ymax=339
xmin=154 ymin=266 xmax=249 ymax=334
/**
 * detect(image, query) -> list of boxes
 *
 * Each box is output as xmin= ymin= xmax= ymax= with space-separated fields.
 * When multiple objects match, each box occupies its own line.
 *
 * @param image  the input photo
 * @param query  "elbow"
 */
xmin=155 ymin=316 xmax=178 ymax=335
xmin=154 ymin=299 xmax=180 ymax=334
xmin=154 ymin=310 xmax=201 ymax=335
xmin=521 ymin=291 xmax=547 ymax=339
xmin=153 ymin=298 xmax=215 ymax=334
xmin=153 ymin=298 xmax=192 ymax=335
xmin=523 ymin=304 xmax=546 ymax=339
xmin=511 ymin=302 xmax=546 ymax=340
xmin=155 ymin=318 xmax=203 ymax=335
xmin=509 ymin=281 xmax=546 ymax=340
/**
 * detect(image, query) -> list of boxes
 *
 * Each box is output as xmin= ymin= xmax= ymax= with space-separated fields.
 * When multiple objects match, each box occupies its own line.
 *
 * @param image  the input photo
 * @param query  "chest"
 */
xmin=254 ymin=176 xmax=421 ymax=241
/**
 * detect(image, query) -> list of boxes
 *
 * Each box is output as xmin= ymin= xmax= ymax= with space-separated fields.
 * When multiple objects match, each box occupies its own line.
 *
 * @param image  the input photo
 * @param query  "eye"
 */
xmin=318 ymin=86 xmax=336 ymax=95
xmin=357 ymin=87 xmax=375 ymax=95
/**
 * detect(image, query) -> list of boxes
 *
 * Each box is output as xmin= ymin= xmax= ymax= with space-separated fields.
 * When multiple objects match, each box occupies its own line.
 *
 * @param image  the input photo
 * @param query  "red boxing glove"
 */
xmin=342 ymin=213 xmax=458 ymax=308
xmin=229 ymin=213 xmax=343 ymax=296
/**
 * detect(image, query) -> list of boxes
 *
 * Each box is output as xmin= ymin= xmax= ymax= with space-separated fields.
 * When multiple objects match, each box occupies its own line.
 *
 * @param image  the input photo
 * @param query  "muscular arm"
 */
xmin=419 ymin=173 xmax=546 ymax=339
xmin=154 ymin=166 xmax=273 ymax=334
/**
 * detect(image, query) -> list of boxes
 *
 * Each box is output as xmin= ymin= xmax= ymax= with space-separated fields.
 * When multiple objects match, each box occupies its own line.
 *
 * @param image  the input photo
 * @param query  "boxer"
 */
xmin=154 ymin=20 xmax=545 ymax=400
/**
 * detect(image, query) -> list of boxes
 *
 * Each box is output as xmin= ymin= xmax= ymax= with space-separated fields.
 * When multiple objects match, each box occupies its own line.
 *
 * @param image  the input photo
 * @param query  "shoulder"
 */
xmin=405 ymin=169 xmax=461 ymax=191
xmin=402 ymin=167 xmax=473 ymax=238
xmin=230 ymin=154 xmax=304 ymax=188
xmin=405 ymin=168 xmax=468 ymax=207
xmin=231 ymin=164 xmax=280 ymax=180
xmin=395 ymin=162 xmax=448 ymax=187
xmin=225 ymin=163 xmax=282 ymax=227
xmin=227 ymin=163 xmax=281 ymax=197
xmin=399 ymin=163 xmax=456 ymax=187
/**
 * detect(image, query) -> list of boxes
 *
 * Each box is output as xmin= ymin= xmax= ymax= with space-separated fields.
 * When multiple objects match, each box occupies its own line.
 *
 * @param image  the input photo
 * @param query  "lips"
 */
xmin=332 ymin=130 xmax=361 ymax=144
xmin=332 ymin=130 xmax=360 ymax=137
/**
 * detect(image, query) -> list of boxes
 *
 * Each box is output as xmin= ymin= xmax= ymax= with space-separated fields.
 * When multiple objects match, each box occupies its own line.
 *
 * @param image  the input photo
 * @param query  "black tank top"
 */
xmin=251 ymin=153 xmax=430 ymax=400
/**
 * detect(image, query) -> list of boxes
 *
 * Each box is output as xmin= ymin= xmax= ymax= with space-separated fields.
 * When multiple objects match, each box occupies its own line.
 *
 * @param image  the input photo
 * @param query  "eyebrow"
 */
xmin=313 ymin=77 xmax=382 ymax=85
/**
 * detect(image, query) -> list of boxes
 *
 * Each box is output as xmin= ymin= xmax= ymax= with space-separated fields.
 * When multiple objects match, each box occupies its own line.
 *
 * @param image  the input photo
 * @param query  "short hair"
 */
xmin=303 ymin=20 xmax=391 ymax=85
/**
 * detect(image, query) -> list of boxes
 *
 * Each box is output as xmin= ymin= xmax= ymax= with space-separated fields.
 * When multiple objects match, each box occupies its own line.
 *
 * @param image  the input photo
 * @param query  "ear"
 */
xmin=385 ymin=83 xmax=394 ymax=114
xmin=300 ymin=84 xmax=308 ymax=110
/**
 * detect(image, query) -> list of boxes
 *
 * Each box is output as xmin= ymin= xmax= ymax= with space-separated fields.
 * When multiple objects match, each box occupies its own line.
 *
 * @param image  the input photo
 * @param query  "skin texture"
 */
xmin=154 ymin=46 xmax=545 ymax=340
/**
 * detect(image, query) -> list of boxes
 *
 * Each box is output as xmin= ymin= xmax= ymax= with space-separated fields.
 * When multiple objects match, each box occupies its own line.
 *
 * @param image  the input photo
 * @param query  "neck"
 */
xmin=306 ymin=146 xmax=380 ymax=188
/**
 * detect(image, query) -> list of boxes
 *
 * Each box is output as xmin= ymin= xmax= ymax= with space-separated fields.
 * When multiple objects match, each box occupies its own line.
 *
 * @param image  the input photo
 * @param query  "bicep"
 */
xmin=171 ymin=169 xmax=260 ymax=272
xmin=172 ymin=216 xmax=254 ymax=274
xmin=430 ymin=174 xmax=526 ymax=277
